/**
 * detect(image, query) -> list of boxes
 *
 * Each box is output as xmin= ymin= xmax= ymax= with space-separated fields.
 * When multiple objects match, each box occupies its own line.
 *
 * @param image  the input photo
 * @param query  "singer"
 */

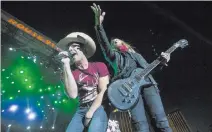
xmin=57 ymin=32 xmax=109 ymax=132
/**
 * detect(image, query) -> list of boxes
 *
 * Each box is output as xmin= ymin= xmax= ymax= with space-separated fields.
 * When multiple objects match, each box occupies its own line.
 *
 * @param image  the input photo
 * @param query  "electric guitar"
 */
xmin=107 ymin=39 xmax=188 ymax=111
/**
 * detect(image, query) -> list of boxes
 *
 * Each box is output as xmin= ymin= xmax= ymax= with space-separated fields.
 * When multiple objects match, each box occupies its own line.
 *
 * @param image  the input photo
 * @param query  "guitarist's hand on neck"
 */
xmin=160 ymin=52 xmax=171 ymax=66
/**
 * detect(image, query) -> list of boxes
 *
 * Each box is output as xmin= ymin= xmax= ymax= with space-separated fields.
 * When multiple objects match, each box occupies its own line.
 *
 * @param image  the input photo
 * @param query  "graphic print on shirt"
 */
xmin=77 ymin=71 xmax=99 ymax=103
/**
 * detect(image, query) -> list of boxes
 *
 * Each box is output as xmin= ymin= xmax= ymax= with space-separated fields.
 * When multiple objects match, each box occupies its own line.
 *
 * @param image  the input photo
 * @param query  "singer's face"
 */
xmin=68 ymin=43 xmax=84 ymax=62
xmin=112 ymin=38 xmax=123 ymax=48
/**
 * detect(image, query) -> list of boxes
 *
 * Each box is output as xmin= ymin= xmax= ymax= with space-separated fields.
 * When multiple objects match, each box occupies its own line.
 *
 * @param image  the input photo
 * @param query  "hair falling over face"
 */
xmin=111 ymin=38 xmax=136 ymax=53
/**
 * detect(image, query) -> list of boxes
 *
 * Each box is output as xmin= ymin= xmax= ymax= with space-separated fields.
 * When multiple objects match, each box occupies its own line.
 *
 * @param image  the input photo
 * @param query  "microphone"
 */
xmin=57 ymin=51 xmax=73 ymax=60
xmin=54 ymin=46 xmax=73 ymax=59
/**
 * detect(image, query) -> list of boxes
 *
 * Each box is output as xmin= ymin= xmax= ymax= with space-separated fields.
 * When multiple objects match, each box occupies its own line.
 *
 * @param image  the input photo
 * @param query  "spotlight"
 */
xmin=25 ymin=108 xmax=31 ymax=114
xmin=40 ymin=126 xmax=43 ymax=129
xmin=27 ymin=126 xmax=30 ymax=130
xmin=33 ymin=58 xmax=36 ymax=63
xmin=9 ymin=105 xmax=18 ymax=112
xmin=28 ymin=112 xmax=36 ymax=120
xmin=8 ymin=124 xmax=12 ymax=127
xmin=52 ymin=126 xmax=55 ymax=129
xmin=9 ymin=48 xmax=13 ymax=51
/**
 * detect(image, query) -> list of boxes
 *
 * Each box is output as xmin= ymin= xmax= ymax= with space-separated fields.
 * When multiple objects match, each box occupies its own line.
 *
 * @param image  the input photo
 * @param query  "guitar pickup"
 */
xmin=122 ymin=83 xmax=132 ymax=92
xmin=118 ymin=87 xmax=128 ymax=96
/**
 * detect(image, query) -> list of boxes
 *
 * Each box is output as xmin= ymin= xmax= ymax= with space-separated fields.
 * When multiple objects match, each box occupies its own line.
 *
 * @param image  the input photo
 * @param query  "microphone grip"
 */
xmin=56 ymin=52 xmax=72 ymax=60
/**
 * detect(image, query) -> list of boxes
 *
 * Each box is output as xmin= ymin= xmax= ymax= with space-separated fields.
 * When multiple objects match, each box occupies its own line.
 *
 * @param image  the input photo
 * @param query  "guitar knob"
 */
xmin=131 ymin=95 xmax=135 ymax=98
xmin=127 ymin=100 xmax=132 ymax=103
xmin=122 ymin=98 xmax=126 ymax=103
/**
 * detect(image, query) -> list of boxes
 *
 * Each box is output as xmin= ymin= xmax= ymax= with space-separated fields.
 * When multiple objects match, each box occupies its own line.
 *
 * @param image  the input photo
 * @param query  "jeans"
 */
xmin=130 ymin=86 xmax=172 ymax=132
xmin=66 ymin=105 xmax=108 ymax=132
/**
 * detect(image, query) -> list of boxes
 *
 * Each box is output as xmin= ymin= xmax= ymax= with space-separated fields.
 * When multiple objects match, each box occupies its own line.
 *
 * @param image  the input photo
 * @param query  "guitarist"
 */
xmin=91 ymin=3 xmax=172 ymax=132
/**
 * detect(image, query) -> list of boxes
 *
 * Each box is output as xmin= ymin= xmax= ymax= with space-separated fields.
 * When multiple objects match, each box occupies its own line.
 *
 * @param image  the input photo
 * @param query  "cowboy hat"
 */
xmin=57 ymin=32 xmax=96 ymax=58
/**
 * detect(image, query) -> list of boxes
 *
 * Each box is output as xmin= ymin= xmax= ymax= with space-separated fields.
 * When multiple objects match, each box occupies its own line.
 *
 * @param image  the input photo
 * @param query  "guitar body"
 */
xmin=107 ymin=68 xmax=152 ymax=111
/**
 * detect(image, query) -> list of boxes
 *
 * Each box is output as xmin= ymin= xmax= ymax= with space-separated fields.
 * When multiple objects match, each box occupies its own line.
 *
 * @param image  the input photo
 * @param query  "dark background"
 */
xmin=1 ymin=1 xmax=212 ymax=132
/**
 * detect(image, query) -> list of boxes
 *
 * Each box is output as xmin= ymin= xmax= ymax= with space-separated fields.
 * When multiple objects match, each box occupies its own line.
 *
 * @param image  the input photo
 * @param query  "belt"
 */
xmin=79 ymin=101 xmax=93 ymax=108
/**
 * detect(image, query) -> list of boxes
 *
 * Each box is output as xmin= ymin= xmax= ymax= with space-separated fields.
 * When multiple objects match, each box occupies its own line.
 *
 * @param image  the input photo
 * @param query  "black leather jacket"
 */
xmin=95 ymin=25 xmax=157 ymax=85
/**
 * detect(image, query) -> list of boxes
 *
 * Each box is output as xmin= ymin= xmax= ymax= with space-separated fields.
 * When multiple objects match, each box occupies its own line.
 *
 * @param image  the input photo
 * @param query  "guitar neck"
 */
xmin=139 ymin=43 xmax=179 ymax=77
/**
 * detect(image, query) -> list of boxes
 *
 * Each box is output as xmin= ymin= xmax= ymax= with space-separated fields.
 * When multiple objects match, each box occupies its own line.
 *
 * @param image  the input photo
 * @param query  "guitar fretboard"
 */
xmin=135 ymin=43 xmax=179 ymax=81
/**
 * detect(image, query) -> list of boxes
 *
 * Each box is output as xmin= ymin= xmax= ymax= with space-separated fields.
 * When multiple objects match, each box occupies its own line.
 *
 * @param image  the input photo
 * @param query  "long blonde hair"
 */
xmin=111 ymin=38 xmax=136 ymax=53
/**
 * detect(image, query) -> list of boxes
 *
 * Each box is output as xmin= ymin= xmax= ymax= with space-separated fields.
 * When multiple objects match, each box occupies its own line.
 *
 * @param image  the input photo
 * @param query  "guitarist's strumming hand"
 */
xmin=160 ymin=52 xmax=171 ymax=66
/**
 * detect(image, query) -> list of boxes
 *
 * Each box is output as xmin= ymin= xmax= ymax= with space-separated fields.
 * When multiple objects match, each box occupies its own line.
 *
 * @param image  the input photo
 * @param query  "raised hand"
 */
xmin=91 ymin=3 xmax=106 ymax=26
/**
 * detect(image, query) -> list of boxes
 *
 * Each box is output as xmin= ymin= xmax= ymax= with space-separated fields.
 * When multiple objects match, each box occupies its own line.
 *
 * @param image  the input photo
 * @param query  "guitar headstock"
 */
xmin=174 ymin=39 xmax=188 ymax=49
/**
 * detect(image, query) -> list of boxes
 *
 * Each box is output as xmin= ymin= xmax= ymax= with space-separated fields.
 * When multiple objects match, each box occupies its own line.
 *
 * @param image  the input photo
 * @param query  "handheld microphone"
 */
xmin=54 ymin=46 xmax=73 ymax=61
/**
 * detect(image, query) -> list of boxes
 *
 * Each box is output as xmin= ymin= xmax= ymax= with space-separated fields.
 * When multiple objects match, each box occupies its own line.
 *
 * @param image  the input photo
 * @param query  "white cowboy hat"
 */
xmin=57 ymin=32 xmax=96 ymax=58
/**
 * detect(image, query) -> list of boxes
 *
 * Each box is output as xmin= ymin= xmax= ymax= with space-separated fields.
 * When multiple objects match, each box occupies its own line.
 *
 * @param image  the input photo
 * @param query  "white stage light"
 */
xmin=25 ymin=108 xmax=31 ymax=114
xmin=28 ymin=112 xmax=36 ymax=120
xmin=9 ymin=105 xmax=18 ymax=112
xmin=27 ymin=126 xmax=30 ymax=130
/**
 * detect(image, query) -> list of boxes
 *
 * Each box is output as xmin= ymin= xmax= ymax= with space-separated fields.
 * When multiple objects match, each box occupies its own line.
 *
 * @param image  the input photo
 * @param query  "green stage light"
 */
xmin=2 ymin=50 xmax=79 ymax=114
